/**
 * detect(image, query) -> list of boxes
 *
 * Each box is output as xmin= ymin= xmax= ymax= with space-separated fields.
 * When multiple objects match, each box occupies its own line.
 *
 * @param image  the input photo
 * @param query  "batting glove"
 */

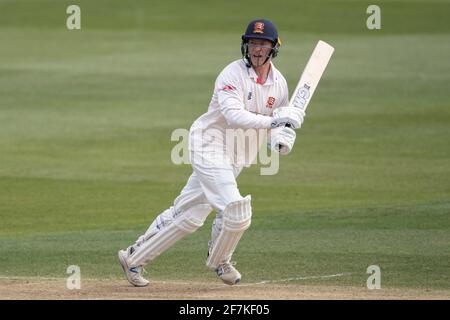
xmin=271 ymin=107 xmax=305 ymax=129
xmin=268 ymin=126 xmax=297 ymax=155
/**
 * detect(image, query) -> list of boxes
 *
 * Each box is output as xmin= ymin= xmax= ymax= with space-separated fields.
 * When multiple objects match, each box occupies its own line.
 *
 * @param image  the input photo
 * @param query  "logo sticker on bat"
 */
xmin=292 ymin=84 xmax=311 ymax=110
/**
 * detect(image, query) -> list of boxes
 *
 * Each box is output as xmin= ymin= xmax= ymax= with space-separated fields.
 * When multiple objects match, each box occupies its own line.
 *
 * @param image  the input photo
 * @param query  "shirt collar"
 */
xmin=247 ymin=61 xmax=277 ymax=85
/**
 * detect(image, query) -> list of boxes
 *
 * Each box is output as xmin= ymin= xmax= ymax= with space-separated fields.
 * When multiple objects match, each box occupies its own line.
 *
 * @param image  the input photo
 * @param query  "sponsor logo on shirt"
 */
xmin=266 ymin=96 xmax=276 ymax=108
xmin=222 ymin=85 xmax=236 ymax=91
xmin=248 ymin=92 xmax=252 ymax=100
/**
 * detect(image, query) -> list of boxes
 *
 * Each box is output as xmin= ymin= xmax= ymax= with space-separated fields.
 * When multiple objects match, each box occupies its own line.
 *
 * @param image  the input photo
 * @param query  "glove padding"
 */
xmin=268 ymin=126 xmax=296 ymax=155
xmin=271 ymin=106 xmax=305 ymax=129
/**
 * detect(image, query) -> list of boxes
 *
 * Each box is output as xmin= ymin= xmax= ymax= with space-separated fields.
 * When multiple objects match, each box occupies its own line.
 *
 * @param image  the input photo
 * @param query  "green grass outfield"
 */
xmin=1 ymin=0 xmax=449 ymax=292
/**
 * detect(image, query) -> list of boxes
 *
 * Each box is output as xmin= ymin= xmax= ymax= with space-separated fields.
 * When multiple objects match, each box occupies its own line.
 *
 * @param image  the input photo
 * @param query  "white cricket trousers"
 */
xmin=133 ymin=147 xmax=245 ymax=250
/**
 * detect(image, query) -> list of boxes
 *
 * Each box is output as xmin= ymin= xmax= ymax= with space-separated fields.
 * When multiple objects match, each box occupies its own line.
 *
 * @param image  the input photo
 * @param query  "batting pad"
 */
xmin=129 ymin=204 xmax=211 ymax=267
xmin=206 ymin=195 xmax=252 ymax=269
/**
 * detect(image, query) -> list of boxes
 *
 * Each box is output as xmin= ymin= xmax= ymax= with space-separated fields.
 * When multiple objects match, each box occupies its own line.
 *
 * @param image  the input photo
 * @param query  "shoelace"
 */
xmin=218 ymin=261 xmax=236 ymax=274
xmin=130 ymin=266 xmax=147 ymax=276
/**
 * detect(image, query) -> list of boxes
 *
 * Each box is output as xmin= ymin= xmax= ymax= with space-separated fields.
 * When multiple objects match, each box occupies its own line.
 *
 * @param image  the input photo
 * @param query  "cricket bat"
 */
xmin=289 ymin=40 xmax=334 ymax=112
xmin=273 ymin=40 xmax=334 ymax=152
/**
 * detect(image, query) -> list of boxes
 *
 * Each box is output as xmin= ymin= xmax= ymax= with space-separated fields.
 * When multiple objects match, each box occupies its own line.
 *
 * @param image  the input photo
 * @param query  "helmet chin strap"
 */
xmin=242 ymin=42 xmax=274 ymax=68
xmin=251 ymin=54 xmax=271 ymax=68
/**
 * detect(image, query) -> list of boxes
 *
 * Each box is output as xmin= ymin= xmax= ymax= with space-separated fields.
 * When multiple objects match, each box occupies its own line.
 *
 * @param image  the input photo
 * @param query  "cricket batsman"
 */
xmin=118 ymin=19 xmax=305 ymax=286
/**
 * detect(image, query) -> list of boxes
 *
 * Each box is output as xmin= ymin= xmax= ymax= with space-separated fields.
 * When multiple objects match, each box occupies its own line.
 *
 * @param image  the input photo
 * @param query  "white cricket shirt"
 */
xmin=189 ymin=59 xmax=289 ymax=167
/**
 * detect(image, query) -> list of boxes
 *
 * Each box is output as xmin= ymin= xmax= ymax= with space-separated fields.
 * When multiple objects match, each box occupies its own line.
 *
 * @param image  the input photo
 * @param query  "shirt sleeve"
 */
xmin=216 ymin=71 xmax=272 ymax=129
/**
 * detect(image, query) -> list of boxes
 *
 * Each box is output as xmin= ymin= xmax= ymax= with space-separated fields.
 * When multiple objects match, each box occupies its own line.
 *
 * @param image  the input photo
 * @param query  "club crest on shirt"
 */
xmin=247 ymin=92 xmax=252 ymax=100
xmin=266 ymin=96 xmax=276 ymax=108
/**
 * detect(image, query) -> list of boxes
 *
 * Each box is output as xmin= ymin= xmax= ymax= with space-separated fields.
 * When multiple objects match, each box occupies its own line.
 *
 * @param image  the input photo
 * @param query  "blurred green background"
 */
xmin=0 ymin=0 xmax=449 ymax=291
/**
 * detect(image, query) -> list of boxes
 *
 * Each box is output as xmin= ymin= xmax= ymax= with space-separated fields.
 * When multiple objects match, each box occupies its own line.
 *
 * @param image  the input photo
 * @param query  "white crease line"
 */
xmin=151 ymin=273 xmax=353 ymax=289
xmin=232 ymin=272 xmax=353 ymax=288
xmin=0 ymin=273 xmax=352 ymax=288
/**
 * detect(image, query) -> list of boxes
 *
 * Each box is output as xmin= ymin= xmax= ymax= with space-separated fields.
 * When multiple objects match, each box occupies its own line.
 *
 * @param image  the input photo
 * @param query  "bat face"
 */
xmin=289 ymin=40 xmax=334 ymax=112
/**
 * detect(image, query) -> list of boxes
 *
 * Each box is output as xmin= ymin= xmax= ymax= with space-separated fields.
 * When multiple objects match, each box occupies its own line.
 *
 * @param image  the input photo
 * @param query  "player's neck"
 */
xmin=253 ymin=62 xmax=271 ymax=84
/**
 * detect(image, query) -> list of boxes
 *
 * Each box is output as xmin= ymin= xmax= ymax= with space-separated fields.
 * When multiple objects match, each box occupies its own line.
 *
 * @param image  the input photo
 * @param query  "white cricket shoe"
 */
xmin=118 ymin=248 xmax=149 ymax=287
xmin=216 ymin=261 xmax=241 ymax=285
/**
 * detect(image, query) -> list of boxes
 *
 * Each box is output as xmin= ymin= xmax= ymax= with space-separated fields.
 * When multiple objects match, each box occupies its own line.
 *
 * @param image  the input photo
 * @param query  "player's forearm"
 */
xmin=221 ymin=107 xmax=272 ymax=129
